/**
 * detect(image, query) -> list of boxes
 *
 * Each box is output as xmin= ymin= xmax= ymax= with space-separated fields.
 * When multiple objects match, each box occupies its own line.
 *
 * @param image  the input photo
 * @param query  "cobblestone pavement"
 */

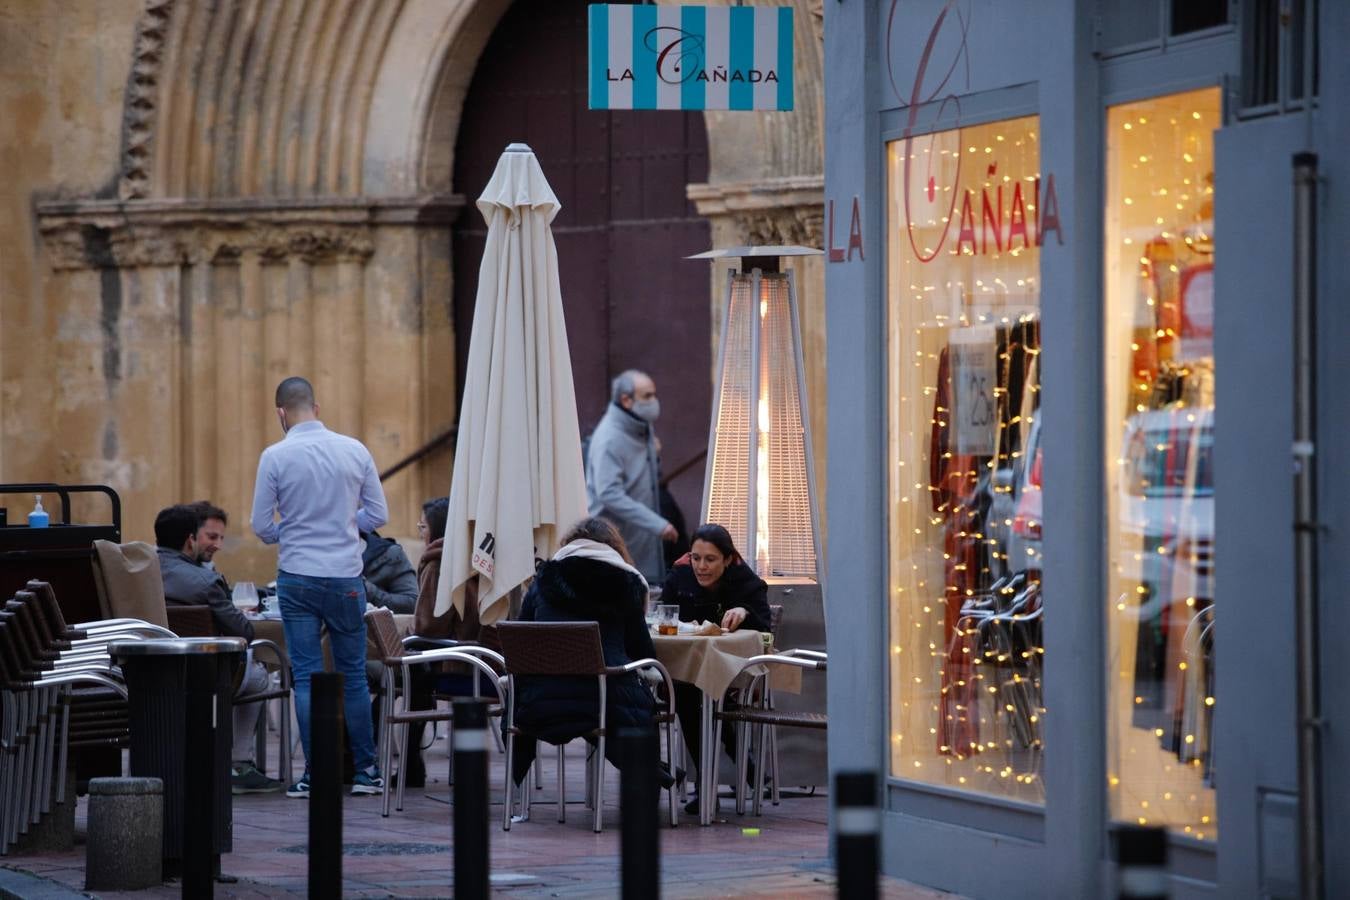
xmin=3 ymin=734 xmax=957 ymax=898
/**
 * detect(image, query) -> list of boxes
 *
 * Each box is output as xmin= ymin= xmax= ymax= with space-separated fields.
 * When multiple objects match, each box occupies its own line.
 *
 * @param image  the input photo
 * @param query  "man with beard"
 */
xmin=154 ymin=502 xmax=283 ymax=794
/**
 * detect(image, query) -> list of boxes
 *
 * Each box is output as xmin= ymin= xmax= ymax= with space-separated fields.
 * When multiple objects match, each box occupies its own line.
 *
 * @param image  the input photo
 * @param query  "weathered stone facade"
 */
xmin=0 ymin=0 xmax=825 ymax=582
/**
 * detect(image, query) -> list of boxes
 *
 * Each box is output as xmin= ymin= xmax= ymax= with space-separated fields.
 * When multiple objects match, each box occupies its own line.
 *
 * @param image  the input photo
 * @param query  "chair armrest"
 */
xmin=399 ymin=648 xmax=506 ymax=705
xmin=402 ymin=636 xmax=465 ymax=650
xmin=776 ymin=648 xmax=827 ymax=661
xmin=606 ymin=658 xmax=677 ymax=717
xmin=35 ymin=670 xmax=128 ymax=699
xmin=74 ymin=619 xmax=177 ymax=639
xmin=247 ymin=639 xmax=292 ymax=688
xmin=436 ymin=644 xmax=505 ymax=671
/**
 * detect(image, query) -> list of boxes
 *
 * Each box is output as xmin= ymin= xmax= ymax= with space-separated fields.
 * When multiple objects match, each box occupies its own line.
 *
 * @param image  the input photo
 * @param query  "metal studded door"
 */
xmin=452 ymin=0 xmax=712 ymax=532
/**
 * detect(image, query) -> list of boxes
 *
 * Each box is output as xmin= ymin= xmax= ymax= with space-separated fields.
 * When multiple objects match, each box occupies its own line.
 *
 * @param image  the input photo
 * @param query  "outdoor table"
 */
xmin=651 ymin=630 xmax=800 ymax=825
xmin=245 ymin=612 xmax=415 ymax=662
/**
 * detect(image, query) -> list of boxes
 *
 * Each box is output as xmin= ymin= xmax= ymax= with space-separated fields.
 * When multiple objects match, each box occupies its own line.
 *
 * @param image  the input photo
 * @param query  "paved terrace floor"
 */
xmin=2 ymin=732 xmax=957 ymax=899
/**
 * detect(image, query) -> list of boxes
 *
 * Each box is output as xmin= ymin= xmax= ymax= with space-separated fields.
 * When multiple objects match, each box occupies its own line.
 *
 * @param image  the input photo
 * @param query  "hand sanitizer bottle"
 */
xmin=28 ymin=495 xmax=49 ymax=528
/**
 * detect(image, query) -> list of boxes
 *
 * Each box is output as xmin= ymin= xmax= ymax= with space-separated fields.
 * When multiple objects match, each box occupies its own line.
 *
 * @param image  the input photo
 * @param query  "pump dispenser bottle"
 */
xmin=28 ymin=495 xmax=49 ymax=528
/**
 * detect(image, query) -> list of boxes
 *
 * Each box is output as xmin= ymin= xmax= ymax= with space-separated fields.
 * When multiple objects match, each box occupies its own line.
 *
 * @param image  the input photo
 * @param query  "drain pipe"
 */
xmin=1292 ymin=150 xmax=1322 ymax=900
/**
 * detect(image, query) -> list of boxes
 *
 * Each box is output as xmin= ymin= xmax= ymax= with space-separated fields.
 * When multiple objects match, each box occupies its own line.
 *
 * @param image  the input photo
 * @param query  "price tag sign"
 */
xmin=949 ymin=327 xmax=997 ymax=456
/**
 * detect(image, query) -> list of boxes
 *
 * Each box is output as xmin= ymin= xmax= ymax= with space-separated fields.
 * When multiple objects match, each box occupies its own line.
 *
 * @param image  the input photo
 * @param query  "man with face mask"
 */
xmin=585 ymin=369 xmax=677 ymax=583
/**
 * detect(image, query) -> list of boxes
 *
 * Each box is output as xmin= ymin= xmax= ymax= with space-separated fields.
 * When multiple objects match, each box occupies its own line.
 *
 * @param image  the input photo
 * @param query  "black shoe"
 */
xmin=658 ymin=763 xmax=686 ymax=790
xmin=684 ymin=794 xmax=701 ymax=815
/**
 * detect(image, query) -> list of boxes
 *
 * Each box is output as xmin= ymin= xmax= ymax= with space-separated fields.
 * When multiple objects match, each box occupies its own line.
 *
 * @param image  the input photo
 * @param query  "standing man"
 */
xmin=585 ymin=369 xmax=677 ymax=584
xmin=250 ymin=376 xmax=389 ymax=798
xmin=154 ymin=502 xmax=283 ymax=794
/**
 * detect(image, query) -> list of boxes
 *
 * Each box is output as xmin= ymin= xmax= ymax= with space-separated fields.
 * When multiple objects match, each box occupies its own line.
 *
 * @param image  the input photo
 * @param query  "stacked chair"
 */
xmin=0 ymin=580 xmax=172 ymax=854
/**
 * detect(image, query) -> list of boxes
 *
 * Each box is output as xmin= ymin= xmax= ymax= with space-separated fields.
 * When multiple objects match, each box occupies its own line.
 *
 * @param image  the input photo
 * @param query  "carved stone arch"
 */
xmin=33 ymin=0 xmax=532 ymax=578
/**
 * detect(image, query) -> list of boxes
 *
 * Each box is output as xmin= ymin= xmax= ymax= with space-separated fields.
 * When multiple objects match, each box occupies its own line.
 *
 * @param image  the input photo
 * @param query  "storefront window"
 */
xmin=886 ymin=115 xmax=1046 ymax=801
xmin=1104 ymin=87 xmax=1219 ymax=839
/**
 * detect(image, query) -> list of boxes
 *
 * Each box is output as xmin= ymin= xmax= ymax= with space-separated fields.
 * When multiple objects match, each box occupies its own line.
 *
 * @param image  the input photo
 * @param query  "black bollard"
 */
xmin=452 ymin=700 xmax=489 ymax=900
xmin=619 ymin=726 xmax=660 ymax=899
xmin=310 ymin=673 xmax=344 ymax=899
xmin=1113 ymin=824 xmax=1168 ymax=899
xmin=834 ymin=771 xmax=878 ymax=900
xmin=182 ymin=656 xmax=217 ymax=899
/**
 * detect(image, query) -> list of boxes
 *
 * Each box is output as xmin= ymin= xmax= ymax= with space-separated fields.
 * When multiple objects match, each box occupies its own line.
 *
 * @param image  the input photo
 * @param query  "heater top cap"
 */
xmin=686 ymin=245 xmax=823 ymax=260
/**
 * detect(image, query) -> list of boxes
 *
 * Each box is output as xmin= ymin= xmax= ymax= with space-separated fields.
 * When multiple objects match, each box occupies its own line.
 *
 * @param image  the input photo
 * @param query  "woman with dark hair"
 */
xmin=661 ymin=523 xmax=773 ymax=813
xmin=412 ymin=497 xmax=463 ymax=638
xmin=510 ymin=517 xmax=670 ymax=790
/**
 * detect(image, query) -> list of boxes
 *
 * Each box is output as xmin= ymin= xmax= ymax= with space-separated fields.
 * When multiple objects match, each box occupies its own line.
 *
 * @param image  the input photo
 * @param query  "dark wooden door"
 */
xmin=452 ymin=0 xmax=712 ymax=533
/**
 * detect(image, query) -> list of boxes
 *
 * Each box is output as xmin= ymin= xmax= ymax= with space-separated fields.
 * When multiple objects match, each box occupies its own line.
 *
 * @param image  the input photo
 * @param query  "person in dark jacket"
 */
xmin=154 ymin=503 xmax=282 ymax=794
xmin=510 ymin=517 xmax=666 ymax=790
xmin=661 ymin=523 xmax=772 ymax=813
xmin=361 ymin=531 xmax=418 ymax=614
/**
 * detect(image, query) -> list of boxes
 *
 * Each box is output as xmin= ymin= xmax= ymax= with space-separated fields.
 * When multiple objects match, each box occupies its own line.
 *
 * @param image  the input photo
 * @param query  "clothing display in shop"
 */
xmin=1129 ymin=204 xmax=1214 ymax=414
xmin=1124 ymin=211 xmax=1217 ymax=782
xmin=928 ymin=319 xmax=1041 ymax=758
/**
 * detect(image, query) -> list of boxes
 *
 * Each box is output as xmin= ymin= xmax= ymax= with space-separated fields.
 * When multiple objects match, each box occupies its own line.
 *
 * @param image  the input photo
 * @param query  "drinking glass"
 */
xmin=645 ymin=597 xmax=660 ymax=629
xmin=657 ymin=604 xmax=680 ymax=636
xmin=231 ymin=581 xmax=259 ymax=612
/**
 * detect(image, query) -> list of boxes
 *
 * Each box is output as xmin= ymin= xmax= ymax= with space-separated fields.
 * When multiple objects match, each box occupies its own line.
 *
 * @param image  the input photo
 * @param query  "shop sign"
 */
xmin=588 ymin=4 xmax=794 ymax=111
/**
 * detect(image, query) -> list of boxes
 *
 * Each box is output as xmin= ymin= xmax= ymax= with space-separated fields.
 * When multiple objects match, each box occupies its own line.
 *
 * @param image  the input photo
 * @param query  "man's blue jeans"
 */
xmin=276 ymin=571 xmax=377 ymax=775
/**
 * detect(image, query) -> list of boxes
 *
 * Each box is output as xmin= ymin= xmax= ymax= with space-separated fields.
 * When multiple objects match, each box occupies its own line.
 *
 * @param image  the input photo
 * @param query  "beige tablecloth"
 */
xmin=652 ymin=630 xmax=801 ymax=698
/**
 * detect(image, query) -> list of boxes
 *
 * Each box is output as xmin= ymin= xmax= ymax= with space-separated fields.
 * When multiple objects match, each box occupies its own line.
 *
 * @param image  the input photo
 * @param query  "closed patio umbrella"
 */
xmin=435 ymin=143 xmax=588 ymax=625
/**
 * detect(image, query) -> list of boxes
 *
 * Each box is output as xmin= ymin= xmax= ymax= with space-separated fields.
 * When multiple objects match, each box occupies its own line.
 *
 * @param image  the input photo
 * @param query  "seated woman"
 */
xmin=511 ymin=517 xmax=669 ymax=792
xmin=661 ymin=524 xmax=772 ymax=813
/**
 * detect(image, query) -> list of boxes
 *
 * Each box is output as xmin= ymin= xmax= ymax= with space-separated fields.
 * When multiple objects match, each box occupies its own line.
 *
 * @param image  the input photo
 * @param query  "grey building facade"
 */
xmin=822 ymin=1 xmax=1349 ymax=897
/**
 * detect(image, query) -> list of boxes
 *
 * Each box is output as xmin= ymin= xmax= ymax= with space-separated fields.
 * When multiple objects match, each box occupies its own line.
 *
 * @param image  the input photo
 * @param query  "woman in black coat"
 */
xmin=510 ymin=517 xmax=660 ymax=787
xmin=660 ymin=523 xmax=772 ymax=813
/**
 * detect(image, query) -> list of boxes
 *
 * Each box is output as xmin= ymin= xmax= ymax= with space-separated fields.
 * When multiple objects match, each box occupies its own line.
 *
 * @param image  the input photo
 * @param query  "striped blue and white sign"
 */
xmin=589 ymin=4 xmax=794 ymax=111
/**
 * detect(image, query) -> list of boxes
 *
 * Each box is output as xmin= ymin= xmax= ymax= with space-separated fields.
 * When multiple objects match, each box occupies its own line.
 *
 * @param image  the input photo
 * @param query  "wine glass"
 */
xmin=231 ymin=581 xmax=259 ymax=612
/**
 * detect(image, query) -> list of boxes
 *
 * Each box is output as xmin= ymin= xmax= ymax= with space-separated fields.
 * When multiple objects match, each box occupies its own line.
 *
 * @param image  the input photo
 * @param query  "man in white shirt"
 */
xmin=250 ymin=376 xmax=389 ymax=798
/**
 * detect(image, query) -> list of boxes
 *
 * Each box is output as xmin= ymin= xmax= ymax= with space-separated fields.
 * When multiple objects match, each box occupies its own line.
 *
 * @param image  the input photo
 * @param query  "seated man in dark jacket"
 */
xmin=360 ymin=531 xmax=419 ymax=614
xmin=154 ymin=502 xmax=282 ymax=794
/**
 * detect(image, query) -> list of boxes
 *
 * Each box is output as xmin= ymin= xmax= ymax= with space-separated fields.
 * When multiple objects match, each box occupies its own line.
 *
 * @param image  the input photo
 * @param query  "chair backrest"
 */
xmin=768 ymin=603 xmax=784 ymax=638
xmin=495 ymin=622 xmax=607 ymax=676
xmin=364 ymin=607 xmax=404 ymax=662
xmin=90 ymin=540 xmax=169 ymax=628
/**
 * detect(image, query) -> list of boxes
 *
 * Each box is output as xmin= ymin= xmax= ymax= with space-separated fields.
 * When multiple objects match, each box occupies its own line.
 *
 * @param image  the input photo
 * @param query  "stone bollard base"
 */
xmin=85 ymin=776 xmax=164 ymax=891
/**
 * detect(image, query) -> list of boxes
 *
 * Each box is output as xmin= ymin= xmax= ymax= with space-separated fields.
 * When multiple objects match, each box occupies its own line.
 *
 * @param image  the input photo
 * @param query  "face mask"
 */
xmin=631 ymin=398 xmax=660 ymax=423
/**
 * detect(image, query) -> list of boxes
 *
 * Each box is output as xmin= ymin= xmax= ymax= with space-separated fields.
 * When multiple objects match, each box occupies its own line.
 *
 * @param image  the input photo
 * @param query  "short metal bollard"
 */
xmin=85 ymin=777 xmax=164 ymax=891
xmin=310 ymin=672 xmax=344 ymax=899
xmin=834 ymin=771 xmax=879 ymax=900
xmin=452 ymin=700 xmax=489 ymax=900
xmin=1113 ymin=824 xmax=1168 ymax=899
xmin=619 ymin=726 xmax=660 ymax=899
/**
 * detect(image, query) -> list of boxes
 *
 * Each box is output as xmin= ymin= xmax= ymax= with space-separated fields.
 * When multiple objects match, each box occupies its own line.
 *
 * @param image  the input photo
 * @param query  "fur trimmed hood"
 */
xmin=533 ymin=556 xmax=646 ymax=623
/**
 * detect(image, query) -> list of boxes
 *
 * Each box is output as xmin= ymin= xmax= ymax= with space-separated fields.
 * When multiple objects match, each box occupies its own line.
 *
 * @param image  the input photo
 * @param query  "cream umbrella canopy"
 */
xmin=435 ymin=143 xmax=589 ymax=625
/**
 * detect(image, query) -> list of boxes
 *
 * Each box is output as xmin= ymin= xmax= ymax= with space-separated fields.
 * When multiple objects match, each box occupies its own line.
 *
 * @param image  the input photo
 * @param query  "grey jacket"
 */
xmin=585 ymin=403 xmax=669 ymax=583
xmin=361 ymin=533 xmax=419 ymax=614
xmin=157 ymin=547 xmax=254 ymax=640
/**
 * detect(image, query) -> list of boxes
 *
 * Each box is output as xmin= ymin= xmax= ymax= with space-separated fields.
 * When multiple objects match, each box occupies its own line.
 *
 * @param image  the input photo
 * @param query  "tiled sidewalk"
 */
xmin=3 ymin=736 xmax=954 ymax=898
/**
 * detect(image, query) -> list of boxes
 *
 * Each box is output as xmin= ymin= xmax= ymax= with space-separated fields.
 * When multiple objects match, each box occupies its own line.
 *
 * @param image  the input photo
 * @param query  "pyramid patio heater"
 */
xmin=688 ymin=245 xmax=827 ymax=787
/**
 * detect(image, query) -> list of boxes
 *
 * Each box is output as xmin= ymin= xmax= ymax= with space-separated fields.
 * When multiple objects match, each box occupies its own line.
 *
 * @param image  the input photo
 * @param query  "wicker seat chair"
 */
xmin=365 ymin=608 xmax=506 ymax=816
xmin=495 ymin=621 xmax=678 ymax=833
xmin=710 ymin=650 xmax=827 ymax=816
